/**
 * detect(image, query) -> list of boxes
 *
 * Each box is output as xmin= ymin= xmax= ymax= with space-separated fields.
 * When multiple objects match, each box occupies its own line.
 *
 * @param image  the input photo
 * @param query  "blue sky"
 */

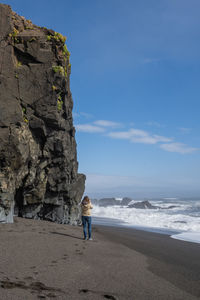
xmin=3 ymin=0 xmax=200 ymax=198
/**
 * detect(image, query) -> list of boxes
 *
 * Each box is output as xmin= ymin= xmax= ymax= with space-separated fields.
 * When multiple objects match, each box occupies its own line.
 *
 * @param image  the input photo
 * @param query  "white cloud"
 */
xmin=80 ymin=112 xmax=93 ymax=119
xmin=160 ymin=143 xmax=198 ymax=154
xmin=94 ymin=120 xmax=122 ymax=128
xmin=146 ymin=121 xmax=163 ymax=128
xmin=153 ymin=135 xmax=172 ymax=143
xmin=107 ymin=128 xmax=172 ymax=144
xmin=75 ymin=118 xmax=122 ymax=133
xmin=75 ymin=124 xmax=105 ymax=133
xmin=75 ymin=119 xmax=198 ymax=155
xmin=178 ymin=127 xmax=191 ymax=134
xmin=73 ymin=112 xmax=93 ymax=119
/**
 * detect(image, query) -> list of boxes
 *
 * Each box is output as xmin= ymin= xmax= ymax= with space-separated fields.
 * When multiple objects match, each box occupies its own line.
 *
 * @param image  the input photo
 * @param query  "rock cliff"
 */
xmin=0 ymin=4 xmax=85 ymax=224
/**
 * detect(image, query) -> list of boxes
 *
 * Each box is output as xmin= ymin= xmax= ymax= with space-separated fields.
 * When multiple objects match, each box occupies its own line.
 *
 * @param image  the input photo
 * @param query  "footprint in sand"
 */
xmin=46 ymin=292 xmax=57 ymax=298
xmin=1 ymin=279 xmax=64 ymax=299
xmin=62 ymin=254 xmax=68 ymax=260
xmin=24 ymin=276 xmax=34 ymax=281
xmin=75 ymin=250 xmax=83 ymax=255
xmin=0 ymin=279 xmax=26 ymax=289
xmin=79 ymin=289 xmax=89 ymax=294
xmin=33 ymin=272 xmax=38 ymax=275
xmin=51 ymin=260 xmax=57 ymax=264
xmin=79 ymin=289 xmax=117 ymax=300
xmin=104 ymin=295 xmax=117 ymax=300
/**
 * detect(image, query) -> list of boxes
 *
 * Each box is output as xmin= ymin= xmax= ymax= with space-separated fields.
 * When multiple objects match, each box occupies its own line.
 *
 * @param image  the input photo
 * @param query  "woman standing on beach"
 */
xmin=81 ymin=196 xmax=93 ymax=240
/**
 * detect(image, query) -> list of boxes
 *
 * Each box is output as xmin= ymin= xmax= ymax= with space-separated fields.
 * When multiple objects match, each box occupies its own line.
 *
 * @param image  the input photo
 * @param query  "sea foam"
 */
xmin=92 ymin=198 xmax=200 ymax=244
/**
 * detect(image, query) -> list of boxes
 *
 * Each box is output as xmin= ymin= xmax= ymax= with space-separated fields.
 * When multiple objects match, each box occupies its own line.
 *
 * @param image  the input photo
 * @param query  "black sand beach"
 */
xmin=0 ymin=218 xmax=199 ymax=299
xmin=96 ymin=225 xmax=200 ymax=299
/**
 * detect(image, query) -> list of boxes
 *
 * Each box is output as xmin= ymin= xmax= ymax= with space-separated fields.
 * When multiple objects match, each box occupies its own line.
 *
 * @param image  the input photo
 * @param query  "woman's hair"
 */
xmin=82 ymin=195 xmax=90 ymax=204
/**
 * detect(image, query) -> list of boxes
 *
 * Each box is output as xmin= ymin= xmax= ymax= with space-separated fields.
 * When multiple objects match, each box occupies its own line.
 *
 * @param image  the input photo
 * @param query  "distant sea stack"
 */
xmin=0 ymin=4 xmax=85 ymax=224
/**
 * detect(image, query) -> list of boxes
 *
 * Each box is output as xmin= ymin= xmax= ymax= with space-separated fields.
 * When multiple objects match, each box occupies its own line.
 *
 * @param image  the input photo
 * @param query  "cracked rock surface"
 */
xmin=0 ymin=4 xmax=85 ymax=224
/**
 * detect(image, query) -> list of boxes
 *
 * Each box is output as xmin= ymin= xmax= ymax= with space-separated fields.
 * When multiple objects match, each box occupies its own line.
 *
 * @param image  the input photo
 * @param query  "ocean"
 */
xmin=92 ymin=197 xmax=200 ymax=244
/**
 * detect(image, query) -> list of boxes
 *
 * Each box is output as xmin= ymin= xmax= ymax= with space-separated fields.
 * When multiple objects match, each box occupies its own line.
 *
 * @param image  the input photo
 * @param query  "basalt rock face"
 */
xmin=0 ymin=4 xmax=85 ymax=224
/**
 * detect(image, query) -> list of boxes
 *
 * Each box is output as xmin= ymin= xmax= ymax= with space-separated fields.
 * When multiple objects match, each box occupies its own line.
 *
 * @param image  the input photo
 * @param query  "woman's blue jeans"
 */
xmin=82 ymin=216 xmax=92 ymax=239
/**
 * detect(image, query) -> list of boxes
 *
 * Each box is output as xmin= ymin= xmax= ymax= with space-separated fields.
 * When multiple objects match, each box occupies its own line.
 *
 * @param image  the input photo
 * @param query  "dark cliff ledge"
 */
xmin=0 ymin=4 xmax=85 ymax=224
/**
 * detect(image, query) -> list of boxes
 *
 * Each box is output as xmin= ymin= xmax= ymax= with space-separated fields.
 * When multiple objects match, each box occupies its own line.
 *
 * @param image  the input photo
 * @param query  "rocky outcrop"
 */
xmin=96 ymin=197 xmax=132 ymax=206
xmin=121 ymin=197 xmax=132 ymax=206
xmin=128 ymin=200 xmax=158 ymax=209
xmin=128 ymin=200 xmax=179 ymax=210
xmin=0 ymin=4 xmax=85 ymax=224
xmin=99 ymin=198 xmax=119 ymax=207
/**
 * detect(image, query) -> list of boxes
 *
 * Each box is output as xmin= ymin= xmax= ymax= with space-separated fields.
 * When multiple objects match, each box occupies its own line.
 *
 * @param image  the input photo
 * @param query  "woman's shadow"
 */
xmin=50 ymin=231 xmax=83 ymax=240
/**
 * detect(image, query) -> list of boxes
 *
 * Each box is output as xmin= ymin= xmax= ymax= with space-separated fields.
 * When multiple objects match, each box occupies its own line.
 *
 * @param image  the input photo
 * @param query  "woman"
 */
xmin=81 ymin=196 xmax=93 ymax=240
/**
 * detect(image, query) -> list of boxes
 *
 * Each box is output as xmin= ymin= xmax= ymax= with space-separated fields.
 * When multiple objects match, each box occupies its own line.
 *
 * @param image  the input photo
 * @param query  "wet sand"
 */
xmin=0 ymin=217 xmax=199 ymax=299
